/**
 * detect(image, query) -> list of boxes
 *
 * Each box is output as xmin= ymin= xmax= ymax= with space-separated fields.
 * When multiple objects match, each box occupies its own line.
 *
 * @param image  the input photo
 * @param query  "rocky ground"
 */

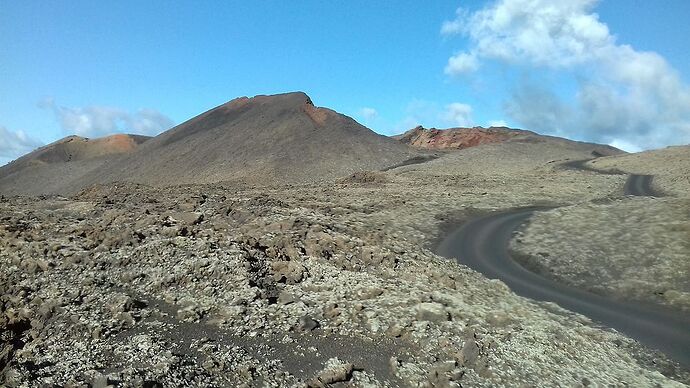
xmin=2 ymin=142 xmax=689 ymax=387
xmin=511 ymin=145 xmax=690 ymax=313
xmin=511 ymin=197 xmax=690 ymax=313
xmin=587 ymin=145 xmax=690 ymax=196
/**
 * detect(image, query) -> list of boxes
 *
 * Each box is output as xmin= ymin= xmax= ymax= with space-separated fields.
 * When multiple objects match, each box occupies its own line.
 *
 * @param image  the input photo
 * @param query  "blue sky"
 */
xmin=2 ymin=0 xmax=690 ymax=165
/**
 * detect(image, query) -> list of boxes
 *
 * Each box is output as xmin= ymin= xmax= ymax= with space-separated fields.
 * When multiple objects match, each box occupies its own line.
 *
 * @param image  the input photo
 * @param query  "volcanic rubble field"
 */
xmin=1 ymin=142 xmax=689 ymax=387
xmin=511 ymin=145 xmax=690 ymax=313
xmin=511 ymin=197 xmax=690 ymax=312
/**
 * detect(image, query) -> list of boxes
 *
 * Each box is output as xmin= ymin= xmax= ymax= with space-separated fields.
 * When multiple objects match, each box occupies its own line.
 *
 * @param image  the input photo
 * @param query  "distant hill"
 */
xmin=0 ymin=134 xmax=150 ymax=196
xmin=0 ymin=92 xmax=417 ymax=195
xmin=1 ymin=93 xmax=632 ymax=197
xmin=85 ymin=92 xmax=417 ymax=187
xmin=394 ymin=126 xmax=623 ymax=156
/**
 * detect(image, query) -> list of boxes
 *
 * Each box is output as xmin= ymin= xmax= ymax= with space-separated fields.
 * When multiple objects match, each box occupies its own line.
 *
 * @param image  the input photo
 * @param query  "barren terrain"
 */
xmin=0 ymin=134 xmax=150 ymax=197
xmin=587 ymin=145 xmax=690 ymax=195
xmin=2 ymin=93 xmax=689 ymax=387
xmin=0 ymin=93 xmax=416 ymax=196
xmin=512 ymin=146 xmax=690 ymax=314
xmin=512 ymin=197 xmax=690 ymax=312
xmin=2 ymin=140 xmax=689 ymax=386
xmin=395 ymin=125 xmax=623 ymax=156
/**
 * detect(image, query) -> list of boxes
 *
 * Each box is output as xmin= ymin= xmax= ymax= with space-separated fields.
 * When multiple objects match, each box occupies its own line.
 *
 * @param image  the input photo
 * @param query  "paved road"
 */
xmin=562 ymin=159 xmax=662 ymax=197
xmin=435 ymin=166 xmax=689 ymax=367
xmin=624 ymin=174 xmax=661 ymax=196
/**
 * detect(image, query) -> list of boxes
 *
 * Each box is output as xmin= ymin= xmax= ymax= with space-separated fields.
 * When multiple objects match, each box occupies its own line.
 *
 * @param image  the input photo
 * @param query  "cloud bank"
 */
xmin=392 ymin=100 xmax=478 ymax=134
xmin=443 ymin=103 xmax=473 ymax=127
xmin=442 ymin=0 xmax=690 ymax=150
xmin=0 ymin=126 xmax=42 ymax=162
xmin=40 ymin=98 xmax=174 ymax=138
xmin=358 ymin=107 xmax=379 ymax=122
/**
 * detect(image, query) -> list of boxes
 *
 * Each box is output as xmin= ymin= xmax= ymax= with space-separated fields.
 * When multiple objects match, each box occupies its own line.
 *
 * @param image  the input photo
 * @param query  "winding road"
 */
xmin=436 ymin=165 xmax=690 ymax=367
xmin=624 ymin=174 xmax=662 ymax=197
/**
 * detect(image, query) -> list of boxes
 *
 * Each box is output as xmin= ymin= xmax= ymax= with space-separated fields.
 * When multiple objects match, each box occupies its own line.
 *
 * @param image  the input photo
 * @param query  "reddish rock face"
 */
xmin=394 ymin=126 xmax=527 ymax=150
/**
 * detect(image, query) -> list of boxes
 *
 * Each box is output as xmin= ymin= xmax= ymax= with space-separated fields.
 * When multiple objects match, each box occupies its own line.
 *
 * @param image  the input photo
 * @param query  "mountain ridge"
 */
xmin=394 ymin=125 xmax=624 ymax=156
xmin=0 ymin=133 xmax=151 ymax=196
xmin=1 ymin=92 xmax=630 ymax=196
xmin=0 ymin=92 xmax=417 ymax=195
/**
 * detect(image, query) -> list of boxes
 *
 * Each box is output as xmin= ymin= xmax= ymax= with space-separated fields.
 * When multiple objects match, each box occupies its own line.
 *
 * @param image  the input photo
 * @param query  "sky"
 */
xmin=2 ymin=0 xmax=690 ymax=165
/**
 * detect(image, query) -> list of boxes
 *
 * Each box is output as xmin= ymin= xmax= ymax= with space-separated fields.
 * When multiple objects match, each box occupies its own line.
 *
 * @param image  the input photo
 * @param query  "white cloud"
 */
xmin=443 ymin=103 xmax=473 ymax=127
xmin=609 ymin=138 xmax=642 ymax=153
xmin=445 ymin=52 xmax=480 ymax=75
xmin=41 ymin=99 xmax=173 ymax=138
xmin=488 ymin=120 xmax=508 ymax=127
xmin=440 ymin=7 xmax=468 ymax=35
xmin=58 ymin=106 xmax=127 ymax=137
xmin=392 ymin=100 xmax=476 ymax=132
xmin=0 ymin=126 xmax=42 ymax=162
xmin=358 ymin=107 xmax=378 ymax=122
xmin=504 ymin=82 xmax=572 ymax=137
xmin=442 ymin=0 xmax=690 ymax=149
xmin=444 ymin=0 xmax=612 ymax=69
xmin=129 ymin=108 xmax=174 ymax=135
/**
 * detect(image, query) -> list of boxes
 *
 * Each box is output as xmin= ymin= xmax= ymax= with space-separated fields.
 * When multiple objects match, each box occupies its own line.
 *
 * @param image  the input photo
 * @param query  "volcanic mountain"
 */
xmin=0 ymin=134 xmax=150 ymax=196
xmin=0 ymin=92 xmax=417 ymax=195
xmin=395 ymin=125 xmax=623 ymax=156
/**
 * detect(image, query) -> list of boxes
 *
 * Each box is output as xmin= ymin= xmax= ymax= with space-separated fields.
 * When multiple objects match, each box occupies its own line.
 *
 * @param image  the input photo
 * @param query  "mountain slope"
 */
xmin=395 ymin=126 xmax=623 ymax=156
xmin=84 ymin=92 xmax=417 ymax=187
xmin=0 ymin=134 xmax=150 ymax=196
xmin=1 ymin=92 xmax=417 ymax=195
xmin=587 ymin=144 xmax=690 ymax=196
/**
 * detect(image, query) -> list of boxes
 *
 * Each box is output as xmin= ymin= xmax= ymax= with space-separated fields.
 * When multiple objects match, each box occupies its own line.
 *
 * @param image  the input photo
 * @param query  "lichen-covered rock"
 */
xmin=416 ymin=302 xmax=450 ymax=323
xmin=307 ymin=358 xmax=354 ymax=387
xmin=270 ymin=260 xmax=307 ymax=284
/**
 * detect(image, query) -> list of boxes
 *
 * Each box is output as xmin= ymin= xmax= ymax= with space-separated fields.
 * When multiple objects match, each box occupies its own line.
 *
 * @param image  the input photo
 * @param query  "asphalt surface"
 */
xmin=560 ymin=159 xmax=614 ymax=173
xmin=562 ymin=159 xmax=662 ymax=197
xmin=625 ymin=174 xmax=661 ymax=196
xmin=436 ymin=167 xmax=689 ymax=367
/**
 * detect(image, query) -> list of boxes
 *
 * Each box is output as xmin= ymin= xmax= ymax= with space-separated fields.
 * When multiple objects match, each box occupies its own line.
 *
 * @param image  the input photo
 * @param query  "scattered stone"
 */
xmin=297 ymin=316 xmax=320 ymax=332
xmin=168 ymin=212 xmax=204 ymax=226
xmin=416 ymin=302 xmax=450 ymax=322
xmin=271 ymin=261 xmax=307 ymax=284
xmin=324 ymin=303 xmax=341 ymax=319
xmin=357 ymin=287 xmax=384 ymax=299
xmin=459 ymin=337 xmax=480 ymax=366
xmin=277 ymin=291 xmax=298 ymax=305
xmin=385 ymin=323 xmax=404 ymax=338
xmin=307 ymin=358 xmax=354 ymax=387
xmin=1 ymin=160 xmax=686 ymax=388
